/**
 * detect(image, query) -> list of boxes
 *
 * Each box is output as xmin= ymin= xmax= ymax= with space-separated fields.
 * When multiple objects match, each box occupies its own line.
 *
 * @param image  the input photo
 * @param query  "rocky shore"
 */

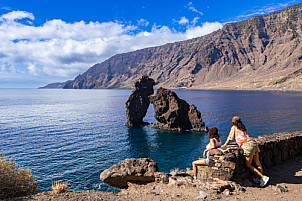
xmin=18 ymin=154 xmax=302 ymax=201
xmin=18 ymin=131 xmax=302 ymax=201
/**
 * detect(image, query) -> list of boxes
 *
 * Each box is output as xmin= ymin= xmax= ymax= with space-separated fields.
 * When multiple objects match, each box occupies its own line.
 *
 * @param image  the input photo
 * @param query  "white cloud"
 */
xmin=230 ymin=0 xmax=297 ymax=22
xmin=0 ymin=6 xmax=11 ymax=11
xmin=0 ymin=10 xmax=34 ymax=22
xmin=185 ymin=22 xmax=223 ymax=39
xmin=137 ymin=18 xmax=149 ymax=27
xmin=179 ymin=17 xmax=189 ymax=25
xmin=187 ymin=2 xmax=203 ymax=16
xmin=192 ymin=17 xmax=200 ymax=26
xmin=0 ymin=11 xmax=222 ymax=88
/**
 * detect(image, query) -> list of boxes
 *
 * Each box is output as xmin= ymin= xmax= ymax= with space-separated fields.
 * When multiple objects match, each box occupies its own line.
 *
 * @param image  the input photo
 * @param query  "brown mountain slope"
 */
xmin=64 ymin=3 xmax=302 ymax=91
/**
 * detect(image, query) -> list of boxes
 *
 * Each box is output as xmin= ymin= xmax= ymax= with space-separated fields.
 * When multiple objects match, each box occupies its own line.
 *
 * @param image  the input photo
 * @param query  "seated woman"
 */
xmin=192 ymin=127 xmax=221 ymax=179
xmin=222 ymin=116 xmax=269 ymax=187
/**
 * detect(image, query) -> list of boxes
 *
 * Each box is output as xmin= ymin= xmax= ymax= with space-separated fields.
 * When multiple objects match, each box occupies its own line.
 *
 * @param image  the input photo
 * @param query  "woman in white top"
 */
xmin=192 ymin=127 xmax=222 ymax=179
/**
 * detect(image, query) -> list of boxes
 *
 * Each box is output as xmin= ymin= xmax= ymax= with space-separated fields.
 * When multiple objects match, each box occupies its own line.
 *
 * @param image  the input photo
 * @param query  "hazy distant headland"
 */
xmin=39 ymin=80 xmax=72 ymax=89
xmin=41 ymin=3 xmax=302 ymax=91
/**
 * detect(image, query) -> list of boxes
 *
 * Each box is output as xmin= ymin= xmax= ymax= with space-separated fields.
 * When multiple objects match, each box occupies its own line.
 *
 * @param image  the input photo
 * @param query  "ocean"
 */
xmin=0 ymin=89 xmax=301 ymax=192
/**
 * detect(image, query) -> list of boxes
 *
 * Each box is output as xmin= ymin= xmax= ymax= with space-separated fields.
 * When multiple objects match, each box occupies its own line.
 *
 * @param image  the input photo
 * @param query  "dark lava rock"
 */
xmin=149 ymin=87 xmax=207 ymax=132
xmin=188 ymin=105 xmax=207 ymax=132
xmin=100 ymin=158 xmax=159 ymax=189
xmin=125 ymin=75 xmax=155 ymax=127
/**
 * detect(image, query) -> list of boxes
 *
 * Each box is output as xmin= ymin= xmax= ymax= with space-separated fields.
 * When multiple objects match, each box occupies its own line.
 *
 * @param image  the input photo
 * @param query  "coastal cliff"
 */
xmin=62 ymin=3 xmax=302 ymax=91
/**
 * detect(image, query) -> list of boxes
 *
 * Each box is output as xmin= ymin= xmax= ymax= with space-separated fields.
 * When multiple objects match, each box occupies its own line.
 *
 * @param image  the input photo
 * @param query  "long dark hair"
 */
xmin=232 ymin=120 xmax=247 ymax=132
xmin=208 ymin=127 xmax=220 ymax=139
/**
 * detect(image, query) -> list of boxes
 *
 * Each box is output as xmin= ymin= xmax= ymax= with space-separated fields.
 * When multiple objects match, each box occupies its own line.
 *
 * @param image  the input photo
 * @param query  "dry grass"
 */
xmin=52 ymin=181 xmax=68 ymax=194
xmin=186 ymin=166 xmax=211 ymax=181
xmin=0 ymin=155 xmax=38 ymax=199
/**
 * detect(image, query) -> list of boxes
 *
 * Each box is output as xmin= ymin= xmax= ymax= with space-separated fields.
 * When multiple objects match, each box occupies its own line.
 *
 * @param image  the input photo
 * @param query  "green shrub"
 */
xmin=0 ymin=155 xmax=38 ymax=199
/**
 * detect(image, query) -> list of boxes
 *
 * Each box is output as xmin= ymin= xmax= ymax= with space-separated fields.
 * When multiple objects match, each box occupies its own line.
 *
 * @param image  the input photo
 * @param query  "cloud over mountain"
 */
xmin=0 ymin=10 xmax=222 ymax=87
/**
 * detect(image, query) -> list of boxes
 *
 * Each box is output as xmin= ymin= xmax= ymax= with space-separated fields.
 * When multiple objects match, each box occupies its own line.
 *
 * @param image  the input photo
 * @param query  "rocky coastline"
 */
xmin=23 ymin=77 xmax=301 ymax=200
xmin=19 ymin=131 xmax=302 ymax=201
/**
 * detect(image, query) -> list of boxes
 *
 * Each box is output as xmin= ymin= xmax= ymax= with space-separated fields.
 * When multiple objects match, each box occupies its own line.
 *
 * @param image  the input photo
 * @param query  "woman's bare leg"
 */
xmin=253 ymin=152 xmax=263 ymax=175
xmin=192 ymin=159 xmax=208 ymax=177
xmin=245 ymin=155 xmax=264 ymax=178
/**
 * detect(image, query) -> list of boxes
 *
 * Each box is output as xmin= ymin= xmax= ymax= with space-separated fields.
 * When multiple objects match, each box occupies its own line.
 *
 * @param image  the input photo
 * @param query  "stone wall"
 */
xmin=208 ymin=131 xmax=302 ymax=181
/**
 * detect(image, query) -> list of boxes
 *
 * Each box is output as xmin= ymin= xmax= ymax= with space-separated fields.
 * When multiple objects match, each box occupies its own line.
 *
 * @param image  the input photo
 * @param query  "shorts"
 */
xmin=205 ymin=157 xmax=209 ymax=164
xmin=241 ymin=140 xmax=260 ymax=156
xmin=204 ymin=151 xmax=210 ymax=164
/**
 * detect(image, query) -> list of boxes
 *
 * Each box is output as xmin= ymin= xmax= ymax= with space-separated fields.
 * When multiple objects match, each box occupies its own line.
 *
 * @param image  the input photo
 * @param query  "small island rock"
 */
xmin=188 ymin=104 xmax=208 ymax=132
xmin=125 ymin=75 xmax=155 ymax=127
xmin=149 ymin=87 xmax=207 ymax=132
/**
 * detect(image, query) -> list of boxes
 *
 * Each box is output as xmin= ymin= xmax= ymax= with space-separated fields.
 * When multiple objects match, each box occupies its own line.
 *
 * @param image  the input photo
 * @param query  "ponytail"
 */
xmin=232 ymin=120 xmax=247 ymax=132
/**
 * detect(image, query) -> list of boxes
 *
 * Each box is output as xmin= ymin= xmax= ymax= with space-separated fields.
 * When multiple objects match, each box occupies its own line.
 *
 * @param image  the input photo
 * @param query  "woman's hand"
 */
xmin=203 ymin=150 xmax=207 ymax=158
xmin=222 ymin=138 xmax=231 ymax=148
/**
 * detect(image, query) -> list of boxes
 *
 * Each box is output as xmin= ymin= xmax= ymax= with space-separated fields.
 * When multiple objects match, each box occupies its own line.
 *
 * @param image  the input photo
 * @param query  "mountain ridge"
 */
xmin=59 ymin=3 xmax=302 ymax=91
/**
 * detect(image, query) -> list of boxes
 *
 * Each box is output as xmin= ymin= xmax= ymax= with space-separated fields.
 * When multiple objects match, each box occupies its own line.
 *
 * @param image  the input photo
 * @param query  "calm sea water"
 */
xmin=0 ymin=89 xmax=301 ymax=192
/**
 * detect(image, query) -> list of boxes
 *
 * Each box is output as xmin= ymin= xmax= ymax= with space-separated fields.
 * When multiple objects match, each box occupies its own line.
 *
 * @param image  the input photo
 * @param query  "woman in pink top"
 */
xmin=223 ymin=116 xmax=269 ymax=187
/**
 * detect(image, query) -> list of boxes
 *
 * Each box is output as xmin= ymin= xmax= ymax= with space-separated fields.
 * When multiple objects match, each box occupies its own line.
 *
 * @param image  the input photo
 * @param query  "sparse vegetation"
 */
xmin=186 ymin=165 xmax=211 ymax=181
xmin=169 ymin=168 xmax=181 ymax=176
xmin=52 ymin=181 xmax=68 ymax=194
xmin=0 ymin=155 xmax=38 ymax=199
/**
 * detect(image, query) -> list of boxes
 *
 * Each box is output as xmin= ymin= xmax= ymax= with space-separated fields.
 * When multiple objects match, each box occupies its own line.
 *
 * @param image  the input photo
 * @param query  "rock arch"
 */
xmin=125 ymin=76 xmax=208 ymax=132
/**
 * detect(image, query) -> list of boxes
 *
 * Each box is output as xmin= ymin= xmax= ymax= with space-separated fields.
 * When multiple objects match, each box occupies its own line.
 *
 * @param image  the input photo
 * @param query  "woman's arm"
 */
xmin=203 ymin=138 xmax=216 ymax=158
xmin=222 ymin=138 xmax=231 ymax=147
xmin=222 ymin=126 xmax=235 ymax=147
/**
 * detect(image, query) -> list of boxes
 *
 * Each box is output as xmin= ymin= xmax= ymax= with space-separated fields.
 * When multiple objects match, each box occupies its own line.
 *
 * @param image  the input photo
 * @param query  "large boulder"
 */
xmin=125 ymin=75 xmax=155 ymax=127
xmin=149 ymin=88 xmax=207 ymax=132
xmin=100 ymin=158 xmax=159 ymax=189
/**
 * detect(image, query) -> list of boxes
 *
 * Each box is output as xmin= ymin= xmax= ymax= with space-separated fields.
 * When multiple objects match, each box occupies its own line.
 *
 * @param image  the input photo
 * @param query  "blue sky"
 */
xmin=0 ymin=0 xmax=301 ymax=88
